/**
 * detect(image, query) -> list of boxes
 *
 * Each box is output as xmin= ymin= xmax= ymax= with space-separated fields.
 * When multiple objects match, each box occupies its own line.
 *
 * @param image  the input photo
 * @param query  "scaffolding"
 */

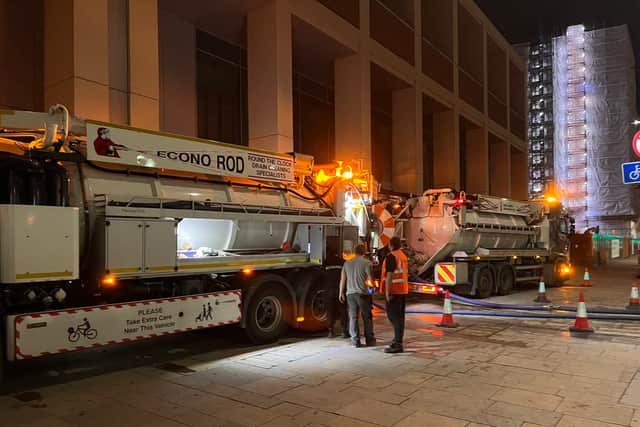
xmin=526 ymin=41 xmax=555 ymax=200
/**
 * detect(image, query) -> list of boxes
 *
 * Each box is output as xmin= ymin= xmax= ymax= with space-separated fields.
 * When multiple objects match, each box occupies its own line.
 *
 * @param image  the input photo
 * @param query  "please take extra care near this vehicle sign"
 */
xmin=7 ymin=291 xmax=241 ymax=360
xmin=85 ymin=121 xmax=294 ymax=183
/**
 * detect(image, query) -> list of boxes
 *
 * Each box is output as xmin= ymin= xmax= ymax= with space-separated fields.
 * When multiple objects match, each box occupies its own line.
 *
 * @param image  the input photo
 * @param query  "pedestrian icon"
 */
xmin=196 ymin=302 xmax=213 ymax=322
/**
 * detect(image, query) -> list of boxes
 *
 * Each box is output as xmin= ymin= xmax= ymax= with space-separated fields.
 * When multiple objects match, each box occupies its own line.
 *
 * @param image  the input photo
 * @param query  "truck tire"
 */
xmin=473 ymin=266 xmax=494 ymax=299
xmin=496 ymin=264 xmax=515 ymax=295
xmin=547 ymin=259 xmax=567 ymax=287
xmin=298 ymin=272 xmax=330 ymax=332
xmin=244 ymin=283 xmax=290 ymax=344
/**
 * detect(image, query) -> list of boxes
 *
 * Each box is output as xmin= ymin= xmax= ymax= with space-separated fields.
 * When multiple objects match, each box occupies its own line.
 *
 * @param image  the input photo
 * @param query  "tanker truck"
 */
xmin=0 ymin=106 xmax=374 ymax=380
xmin=401 ymin=189 xmax=573 ymax=298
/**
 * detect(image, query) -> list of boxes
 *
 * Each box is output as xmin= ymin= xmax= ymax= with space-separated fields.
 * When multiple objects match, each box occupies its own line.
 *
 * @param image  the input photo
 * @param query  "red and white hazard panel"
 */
xmin=5 ymin=290 xmax=241 ymax=361
xmin=435 ymin=263 xmax=457 ymax=285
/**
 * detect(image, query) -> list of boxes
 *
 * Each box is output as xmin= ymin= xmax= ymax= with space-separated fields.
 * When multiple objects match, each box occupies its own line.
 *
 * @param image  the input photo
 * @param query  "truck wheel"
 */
xmin=496 ymin=264 xmax=515 ymax=295
xmin=244 ymin=284 xmax=290 ymax=344
xmin=299 ymin=274 xmax=330 ymax=332
xmin=548 ymin=259 xmax=568 ymax=287
xmin=473 ymin=266 xmax=494 ymax=299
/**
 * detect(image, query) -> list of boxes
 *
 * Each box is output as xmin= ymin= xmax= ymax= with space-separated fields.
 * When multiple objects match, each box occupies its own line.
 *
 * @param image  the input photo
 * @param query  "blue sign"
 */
xmin=622 ymin=161 xmax=640 ymax=184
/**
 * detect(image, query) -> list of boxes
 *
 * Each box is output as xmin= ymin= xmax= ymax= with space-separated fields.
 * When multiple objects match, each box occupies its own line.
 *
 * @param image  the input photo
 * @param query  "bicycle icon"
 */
xmin=67 ymin=318 xmax=98 ymax=342
xmin=630 ymin=165 xmax=640 ymax=181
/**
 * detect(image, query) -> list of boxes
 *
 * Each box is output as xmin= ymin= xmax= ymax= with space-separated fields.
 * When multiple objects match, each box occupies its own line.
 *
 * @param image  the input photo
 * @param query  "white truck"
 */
xmin=401 ymin=189 xmax=573 ymax=297
xmin=0 ymin=106 xmax=373 ymax=380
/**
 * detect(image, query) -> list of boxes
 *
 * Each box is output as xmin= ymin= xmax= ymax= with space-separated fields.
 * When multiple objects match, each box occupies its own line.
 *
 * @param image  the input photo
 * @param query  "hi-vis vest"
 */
xmin=380 ymin=249 xmax=409 ymax=295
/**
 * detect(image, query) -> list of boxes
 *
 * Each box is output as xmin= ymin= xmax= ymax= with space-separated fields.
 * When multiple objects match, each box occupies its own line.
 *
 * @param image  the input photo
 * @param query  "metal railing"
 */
xmin=95 ymin=194 xmax=335 ymax=217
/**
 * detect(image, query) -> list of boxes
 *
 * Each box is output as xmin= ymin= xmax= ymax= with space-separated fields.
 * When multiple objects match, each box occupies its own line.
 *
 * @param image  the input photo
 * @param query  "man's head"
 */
xmin=355 ymin=244 xmax=366 ymax=257
xmin=389 ymin=236 xmax=401 ymax=251
xmin=97 ymin=127 xmax=110 ymax=140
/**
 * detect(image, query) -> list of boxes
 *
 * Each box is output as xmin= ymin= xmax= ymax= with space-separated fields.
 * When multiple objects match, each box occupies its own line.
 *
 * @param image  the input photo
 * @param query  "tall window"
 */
xmin=196 ymin=31 xmax=248 ymax=146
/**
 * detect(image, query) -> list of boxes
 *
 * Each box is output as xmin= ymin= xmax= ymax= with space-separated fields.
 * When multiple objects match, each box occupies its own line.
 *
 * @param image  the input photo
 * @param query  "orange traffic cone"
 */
xmin=533 ymin=276 xmax=550 ymax=303
xmin=436 ymin=290 xmax=459 ymax=328
xmin=626 ymin=282 xmax=640 ymax=312
xmin=569 ymin=292 xmax=594 ymax=333
xmin=583 ymin=267 xmax=592 ymax=287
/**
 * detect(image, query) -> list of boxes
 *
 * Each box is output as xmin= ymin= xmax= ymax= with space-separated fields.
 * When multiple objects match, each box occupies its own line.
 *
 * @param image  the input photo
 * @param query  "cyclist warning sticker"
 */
xmin=9 ymin=291 xmax=241 ymax=360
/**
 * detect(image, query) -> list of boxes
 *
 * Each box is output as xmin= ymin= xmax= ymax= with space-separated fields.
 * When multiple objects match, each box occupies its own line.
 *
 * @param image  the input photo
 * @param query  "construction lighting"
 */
xmin=241 ymin=267 xmax=253 ymax=275
xmin=545 ymin=196 xmax=557 ymax=203
xmin=633 ymin=120 xmax=640 ymax=126
xmin=296 ymin=316 xmax=305 ymax=323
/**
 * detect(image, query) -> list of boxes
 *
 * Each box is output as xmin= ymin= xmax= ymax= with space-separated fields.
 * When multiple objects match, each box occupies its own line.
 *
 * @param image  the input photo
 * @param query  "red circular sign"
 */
xmin=634 ymin=131 xmax=640 ymax=158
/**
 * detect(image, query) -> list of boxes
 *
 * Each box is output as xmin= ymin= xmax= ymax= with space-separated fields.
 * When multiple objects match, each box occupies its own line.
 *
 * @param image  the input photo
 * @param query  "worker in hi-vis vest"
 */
xmin=380 ymin=236 xmax=409 ymax=353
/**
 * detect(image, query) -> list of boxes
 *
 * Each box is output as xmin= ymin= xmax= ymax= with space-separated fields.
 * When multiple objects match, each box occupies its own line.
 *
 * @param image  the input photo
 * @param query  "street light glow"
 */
xmin=632 ymin=119 xmax=640 ymax=126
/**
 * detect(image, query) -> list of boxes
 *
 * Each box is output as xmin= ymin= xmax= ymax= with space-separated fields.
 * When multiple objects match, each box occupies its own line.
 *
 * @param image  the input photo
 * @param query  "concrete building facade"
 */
xmin=0 ymin=0 xmax=527 ymax=197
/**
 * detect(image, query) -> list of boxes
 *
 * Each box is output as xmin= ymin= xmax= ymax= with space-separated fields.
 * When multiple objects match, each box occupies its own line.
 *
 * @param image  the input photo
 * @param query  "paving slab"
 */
xmin=484 ymin=401 xmax=562 ymax=426
xmin=337 ymin=398 xmax=415 ymax=426
xmin=555 ymin=399 xmax=635 ymax=425
xmin=555 ymin=414 xmax=622 ymax=427
xmin=491 ymin=387 xmax=563 ymax=411
xmin=394 ymin=411 xmax=468 ymax=427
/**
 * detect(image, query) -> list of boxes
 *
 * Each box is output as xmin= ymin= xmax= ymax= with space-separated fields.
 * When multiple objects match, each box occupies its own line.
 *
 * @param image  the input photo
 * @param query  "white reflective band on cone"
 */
xmin=577 ymin=301 xmax=587 ymax=318
xmin=632 ymin=287 xmax=639 ymax=299
xmin=538 ymin=281 xmax=546 ymax=293
xmin=444 ymin=297 xmax=452 ymax=314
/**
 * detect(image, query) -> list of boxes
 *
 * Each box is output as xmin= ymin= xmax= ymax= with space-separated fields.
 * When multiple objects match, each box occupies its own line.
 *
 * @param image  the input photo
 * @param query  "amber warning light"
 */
xmin=101 ymin=275 xmax=117 ymax=287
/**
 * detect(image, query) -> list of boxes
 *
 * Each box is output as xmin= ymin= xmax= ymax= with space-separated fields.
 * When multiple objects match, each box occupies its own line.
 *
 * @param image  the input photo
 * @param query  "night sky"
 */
xmin=475 ymin=0 xmax=640 ymax=113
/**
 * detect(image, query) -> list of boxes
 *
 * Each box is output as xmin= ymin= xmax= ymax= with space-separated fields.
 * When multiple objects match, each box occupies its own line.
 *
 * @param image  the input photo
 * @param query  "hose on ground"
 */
xmin=447 ymin=291 xmax=638 ymax=315
xmin=372 ymin=302 xmax=640 ymax=321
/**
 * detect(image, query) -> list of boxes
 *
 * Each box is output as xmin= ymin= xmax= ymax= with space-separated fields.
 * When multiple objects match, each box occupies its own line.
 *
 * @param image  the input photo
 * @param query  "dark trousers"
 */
xmin=386 ymin=294 xmax=406 ymax=346
xmin=327 ymin=294 xmax=348 ymax=334
xmin=347 ymin=293 xmax=374 ymax=343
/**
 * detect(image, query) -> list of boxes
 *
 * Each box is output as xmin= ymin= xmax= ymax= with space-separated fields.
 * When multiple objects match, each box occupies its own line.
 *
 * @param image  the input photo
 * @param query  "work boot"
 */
xmin=384 ymin=342 xmax=403 ymax=353
xmin=365 ymin=338 xmax=377 ymax=347
xmin=353 ymin=340 xmax=362 ymax=348
xmin=341 ymin=331 xmax=350 ymax=339
xmin=327 ymin=329 xmax=335 ymax=338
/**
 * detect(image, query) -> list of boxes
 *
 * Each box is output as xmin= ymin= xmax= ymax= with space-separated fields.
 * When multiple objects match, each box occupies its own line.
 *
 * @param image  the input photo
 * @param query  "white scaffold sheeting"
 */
xmin=555 ymin=25 xmax=639 ymax=234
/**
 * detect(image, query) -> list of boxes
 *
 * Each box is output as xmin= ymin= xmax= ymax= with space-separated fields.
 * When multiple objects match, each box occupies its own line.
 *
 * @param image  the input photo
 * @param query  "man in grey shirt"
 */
xmin=339 ymin=244 xmax=376 ymax=347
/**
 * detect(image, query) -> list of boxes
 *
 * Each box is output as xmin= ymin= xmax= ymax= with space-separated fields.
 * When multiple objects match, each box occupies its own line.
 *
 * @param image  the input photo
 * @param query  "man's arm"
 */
xmin=366 ymin=262 xmax=373 ymax=286
xmin=339 ymin=269 xmax=346 ymax=303
xmin=384 ymin=254 xmax=396 ymax=302
xmin=385 ymin=272 xmax=393 ymax=302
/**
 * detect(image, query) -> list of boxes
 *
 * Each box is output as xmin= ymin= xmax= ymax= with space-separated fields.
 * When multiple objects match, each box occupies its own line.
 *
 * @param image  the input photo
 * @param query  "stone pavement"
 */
xmin=2 ymin=259 xmax=640 ymax=426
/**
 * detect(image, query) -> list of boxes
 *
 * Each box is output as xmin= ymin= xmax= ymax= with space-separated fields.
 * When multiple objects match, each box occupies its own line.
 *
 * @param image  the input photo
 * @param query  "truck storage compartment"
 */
xmin=0 ymin=205 xmax=79 ymax=283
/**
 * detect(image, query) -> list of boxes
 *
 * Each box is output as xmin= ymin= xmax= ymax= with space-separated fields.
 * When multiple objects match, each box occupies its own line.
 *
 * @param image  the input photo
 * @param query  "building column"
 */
xmin=510 ymin=145 xmax=528 ymax=199
xmin=392 ymin=87 xmax=423 ymax=193
xmin=489 ymin=136 xmax=509 ymax=197
xmin=433 ymin=109 xmax=459 ymax=189
xmin=247 ymin=0 xmax=293 ymax=153
xmin=44 ymin=0 xmax=160 ymax=129
xmin=464 ymin=126 xmax=489 ymax=194
xmin=44 ymin=0 xmax=110 ymax=120
xmin=128 ymin=0 xmax=160 ymax=130
xmin=334 ymin=54 xmax=372 ymax=170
